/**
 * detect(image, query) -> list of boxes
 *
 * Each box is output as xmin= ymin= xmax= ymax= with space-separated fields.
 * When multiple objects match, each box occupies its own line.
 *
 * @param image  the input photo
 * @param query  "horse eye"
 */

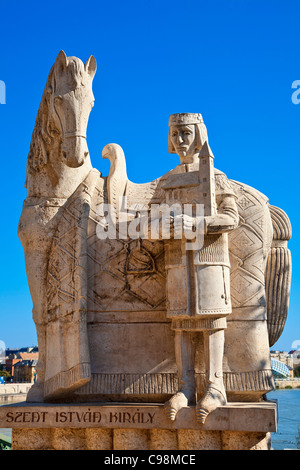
xmin=54 ymin=95 xmax=63 ymax=103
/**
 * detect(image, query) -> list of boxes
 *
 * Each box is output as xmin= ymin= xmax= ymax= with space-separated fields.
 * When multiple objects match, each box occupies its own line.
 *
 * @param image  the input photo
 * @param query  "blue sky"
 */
xmin=0 ymin=0 xmax=299 ymax=351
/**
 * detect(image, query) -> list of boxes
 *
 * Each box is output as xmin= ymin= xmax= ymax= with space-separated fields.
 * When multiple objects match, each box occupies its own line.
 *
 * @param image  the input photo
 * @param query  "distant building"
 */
xmin=13 ymin=359 xmax=37 ymax=383
xmin=4 ymin=347 xmax=38 ymax=382
xmin=289 ymin=350 xmax=300 ymax=366
xmin=270 ymin=350 xmax=294 ymax=367
xmin=5 ymin=347 xmax=38 ymax=356
xmin=0 ymin=340 xmax=5 ymax=365
xmin=270 ymin=350 xmax=297 ymax=377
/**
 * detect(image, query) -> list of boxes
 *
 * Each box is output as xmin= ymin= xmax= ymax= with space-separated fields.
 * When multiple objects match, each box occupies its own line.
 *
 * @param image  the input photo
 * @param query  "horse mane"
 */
xmin=26 ymin=65 xmax=60 ymax=185
xmin=64 ymin=56 xmax=85 ymax=87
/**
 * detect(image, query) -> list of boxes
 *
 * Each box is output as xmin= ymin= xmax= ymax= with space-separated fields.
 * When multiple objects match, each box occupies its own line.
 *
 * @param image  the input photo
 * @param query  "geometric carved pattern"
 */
xmin=87 ymin=236 xmax=166 ymax=311
xmin=236 ymin=194 xmax=255 ymax=212
xmin=230 ymin=273 xmax=252 ymax=294
xmin=230 ymin=228 xmax=256 ymax=256
xmin=228 ymin=181 xmax=272 ymax=309
xmin=87 ymin=180 xmax=166 ymax=313
xmin=47 ymin=202 xmax=85 ymax=318
xmin=45 ymin=170 xmax=100 ymax=398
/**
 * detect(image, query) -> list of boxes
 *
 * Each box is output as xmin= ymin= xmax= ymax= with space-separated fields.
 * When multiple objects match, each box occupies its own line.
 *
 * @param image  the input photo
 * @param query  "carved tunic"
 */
xmin=153 ymin=163 xmax=239 ymax=330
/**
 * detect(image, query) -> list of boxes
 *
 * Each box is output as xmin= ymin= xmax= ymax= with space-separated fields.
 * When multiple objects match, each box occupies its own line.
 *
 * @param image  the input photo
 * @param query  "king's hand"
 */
xmin=204 ymin=214 xmax=237 ymax=234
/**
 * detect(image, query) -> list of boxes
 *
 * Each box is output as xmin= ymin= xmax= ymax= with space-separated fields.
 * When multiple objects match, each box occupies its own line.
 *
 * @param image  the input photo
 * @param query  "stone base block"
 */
xmin=11 ymin=427 xmax=272 ymax=450
xmin=0 ymin=401 xmax=276 ymax=450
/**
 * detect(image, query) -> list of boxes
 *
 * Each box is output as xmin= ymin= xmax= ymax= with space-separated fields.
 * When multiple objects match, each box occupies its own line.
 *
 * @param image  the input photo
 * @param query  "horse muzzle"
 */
xmin=62 ymin=134 xmax=89 ymax=168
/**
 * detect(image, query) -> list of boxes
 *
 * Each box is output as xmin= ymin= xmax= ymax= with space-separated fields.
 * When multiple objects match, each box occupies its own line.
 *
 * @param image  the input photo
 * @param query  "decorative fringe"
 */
xmin=196 ymin=369 xmax=274 ymax=393
xmin=75 ymin=369 xmax=274 ymax=396
xmin=171 ymin=317 xmax=227 ymax=331
xmin=224 ymin=369 xmax=275 ymax=392
xmin=76 ymin=373 xmax=178 ymax=395
xmin=44 ymin=362 xmax=91 ymax=398
xmin=196 ymin=234 xmax=230 ymax=265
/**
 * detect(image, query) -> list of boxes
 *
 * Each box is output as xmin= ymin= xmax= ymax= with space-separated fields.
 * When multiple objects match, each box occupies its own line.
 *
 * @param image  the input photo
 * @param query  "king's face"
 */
xmin=170 ymin=125 xmax=196 ymax=160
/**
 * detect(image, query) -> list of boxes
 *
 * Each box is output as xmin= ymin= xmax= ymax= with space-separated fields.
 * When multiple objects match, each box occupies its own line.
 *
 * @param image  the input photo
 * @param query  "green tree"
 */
xmin=294 ymin=365 xmax=300 ymax=377
xmin=0 ymin=442 xmax=11 ymax=450
xmin=0 ymin=370 xmax=11 ymax=381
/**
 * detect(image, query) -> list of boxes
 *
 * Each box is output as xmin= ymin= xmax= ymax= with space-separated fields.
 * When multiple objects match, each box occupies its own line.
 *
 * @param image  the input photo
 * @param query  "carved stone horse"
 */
xmin=18 ymin=51 xmax=96 ymax=401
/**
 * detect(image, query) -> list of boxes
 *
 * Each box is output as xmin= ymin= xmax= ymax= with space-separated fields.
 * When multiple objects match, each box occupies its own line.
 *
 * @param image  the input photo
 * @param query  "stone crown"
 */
xmin=168 ymin=113 xmax=203 ymax=127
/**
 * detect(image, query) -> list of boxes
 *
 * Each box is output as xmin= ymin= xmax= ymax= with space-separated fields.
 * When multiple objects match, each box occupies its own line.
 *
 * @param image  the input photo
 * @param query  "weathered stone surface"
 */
xmin=0 ymin=402 xmax=277 ymax=432
xmin=52 ymin=428 xmax=86 ymax=450
xmin=11 ymin=427 xmax=272 ymax=450
xmin=15 ymin=54 xmax=291 ymax=450
xmin=177 ymin=429 xmax=222 ymax=450
xmin=114 ymin=429 xmax=149 ymax=450
xmin=85 ymin=428 xmax=113 ymax=450
xmin=149 ymin=429 xmax=178 ymax=450
xmin=12 ymin=428 xmax=52 ymax=450
xmin=221 ymin=431 xmax=272 ymax=450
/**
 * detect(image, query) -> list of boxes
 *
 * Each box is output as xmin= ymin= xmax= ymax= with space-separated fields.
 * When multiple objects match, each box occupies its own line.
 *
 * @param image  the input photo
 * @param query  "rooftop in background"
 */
xmin=5 ymin=347 xmax=38 ymax=356
xmin=13 ymin=359 xmax=38 ymax=367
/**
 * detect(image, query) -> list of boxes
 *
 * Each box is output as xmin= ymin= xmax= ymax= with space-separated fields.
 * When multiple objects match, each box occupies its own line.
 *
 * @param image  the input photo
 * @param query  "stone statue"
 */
xmin=18 ymin=53 xmax=291 ymax=429
xmin=162 ymin=113 xmax=239 ymax=423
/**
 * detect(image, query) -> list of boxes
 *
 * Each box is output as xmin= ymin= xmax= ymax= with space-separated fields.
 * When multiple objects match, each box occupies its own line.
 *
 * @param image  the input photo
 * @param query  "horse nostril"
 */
xmin=62 ymin=150 xmax=67 ymax=159
xmin=84 ymin=151 xmax=89 ymax=157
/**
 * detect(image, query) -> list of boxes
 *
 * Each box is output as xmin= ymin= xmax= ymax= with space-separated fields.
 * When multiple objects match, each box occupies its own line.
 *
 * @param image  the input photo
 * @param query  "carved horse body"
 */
xmin=18 ymin=51 xmax=96 ymax=401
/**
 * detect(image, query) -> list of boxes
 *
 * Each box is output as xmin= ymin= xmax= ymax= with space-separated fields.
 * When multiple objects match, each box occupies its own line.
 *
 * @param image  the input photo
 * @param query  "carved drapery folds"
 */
xmin=265 ymin=205 xmax=292 ymax=347
xmin=45 ymin=170 xmax=100 ymax=398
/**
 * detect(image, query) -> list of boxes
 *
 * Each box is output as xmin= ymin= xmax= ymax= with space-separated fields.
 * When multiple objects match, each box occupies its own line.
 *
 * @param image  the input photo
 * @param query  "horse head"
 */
xmin=27 ymin=51 xmax=97 ymax=183
xmin=49 ymin=50 xmax=97 ymax=168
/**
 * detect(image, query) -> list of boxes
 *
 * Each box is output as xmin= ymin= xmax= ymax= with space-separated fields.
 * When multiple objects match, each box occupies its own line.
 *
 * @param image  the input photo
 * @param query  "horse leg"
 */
xmin=23 ymin=248 xmax=49 ymax=402
xmin=19 ymin=204 xmax=60 ymax=402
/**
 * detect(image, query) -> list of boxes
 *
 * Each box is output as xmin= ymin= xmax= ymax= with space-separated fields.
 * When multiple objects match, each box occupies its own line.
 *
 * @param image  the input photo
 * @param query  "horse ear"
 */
xmin=54 ymin=50 xmax=68 ymax=74
xmin=85 ymin=55 xmax=97 ymax=78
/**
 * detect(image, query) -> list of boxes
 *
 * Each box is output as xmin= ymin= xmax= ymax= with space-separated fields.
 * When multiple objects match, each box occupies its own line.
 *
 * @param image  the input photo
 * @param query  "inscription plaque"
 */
xmin=0 ymin=402 xmax=277 ymax=432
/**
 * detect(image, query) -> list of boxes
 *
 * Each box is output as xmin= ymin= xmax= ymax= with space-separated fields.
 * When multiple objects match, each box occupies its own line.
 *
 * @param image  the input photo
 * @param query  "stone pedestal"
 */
xmin=0 ymin=401 xmax=276 ymax=450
